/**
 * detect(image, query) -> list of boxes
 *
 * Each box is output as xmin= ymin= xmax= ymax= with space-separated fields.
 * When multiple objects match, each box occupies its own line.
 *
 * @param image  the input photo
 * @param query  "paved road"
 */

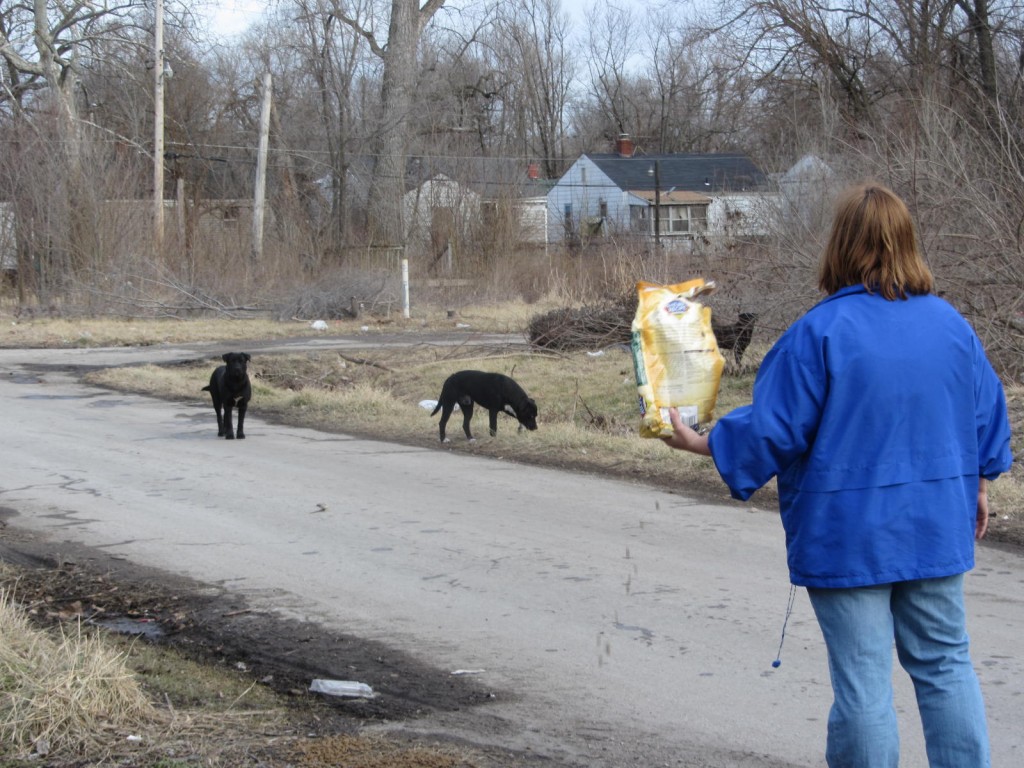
xmin=0 ymin=341 xmax=1021 ymax=767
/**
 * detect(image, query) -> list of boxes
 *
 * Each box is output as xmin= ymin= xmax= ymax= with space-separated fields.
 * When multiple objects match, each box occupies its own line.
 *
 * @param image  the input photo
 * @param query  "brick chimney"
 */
xmin=615 ymin=133 xmax=635 ymax=158
xmin=527 ymin=162 xmax=540 ymax=179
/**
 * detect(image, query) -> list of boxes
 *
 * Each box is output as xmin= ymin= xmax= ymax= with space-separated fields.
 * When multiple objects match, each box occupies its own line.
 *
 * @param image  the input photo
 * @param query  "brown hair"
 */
xmin=817 ymin=183 xmax=934 ymax=300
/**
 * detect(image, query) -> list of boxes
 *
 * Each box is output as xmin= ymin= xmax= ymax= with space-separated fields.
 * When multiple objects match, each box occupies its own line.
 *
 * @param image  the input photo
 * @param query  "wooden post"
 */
xmin=653 ymin=160 xmax=661 ymax=253
xmin=176 ymin=177 xmax=186 ymax=248
xmin=402 ymin=258 xmax=410 ymax=319
xmin=252 ymin=72 xmax=272 ymax=263
xmin=153 ymin=0 xmax=165 ymax=256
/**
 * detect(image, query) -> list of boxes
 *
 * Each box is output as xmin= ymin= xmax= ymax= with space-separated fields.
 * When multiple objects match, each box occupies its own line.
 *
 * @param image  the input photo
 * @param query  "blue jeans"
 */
xmin=806 ymin=575 xmax=990 ymax=768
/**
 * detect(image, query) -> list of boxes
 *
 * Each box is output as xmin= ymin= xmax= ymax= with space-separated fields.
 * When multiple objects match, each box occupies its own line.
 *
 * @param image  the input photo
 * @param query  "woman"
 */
xmin=663 ymin=183 xmax=1012 ymax=767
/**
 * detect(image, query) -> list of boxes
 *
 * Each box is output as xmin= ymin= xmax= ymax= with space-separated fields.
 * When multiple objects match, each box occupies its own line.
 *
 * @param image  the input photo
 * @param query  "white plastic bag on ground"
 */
xmin=309 ymin=679 xmax=375 ymax=698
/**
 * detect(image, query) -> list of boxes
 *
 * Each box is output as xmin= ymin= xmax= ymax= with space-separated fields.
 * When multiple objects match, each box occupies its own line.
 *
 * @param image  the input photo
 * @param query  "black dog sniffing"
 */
xmin=202 ymin=352 xmax=252 ymax=439
xmin=431 ymin=370 xmax=538 ymax=442
xmin=712 ymin=312 xmax=759 ymax=365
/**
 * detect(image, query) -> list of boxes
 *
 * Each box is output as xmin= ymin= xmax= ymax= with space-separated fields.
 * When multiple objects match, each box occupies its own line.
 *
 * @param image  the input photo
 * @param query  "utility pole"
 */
xmin=153 ymin=0 xmax=165 ymax=256
xmin=252 ymin=72 xmax=272 ymax=263
xmin=653 ymin=160 xmax=662 ymax=253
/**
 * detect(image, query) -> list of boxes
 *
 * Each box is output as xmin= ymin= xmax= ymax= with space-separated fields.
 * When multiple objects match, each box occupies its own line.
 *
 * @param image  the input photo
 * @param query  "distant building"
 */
xmin=546 ymin=135 xmax=774 ymax=248
xmin=778 ymin=154 xmax=837 ymax=230
xmin=403 ymin=158 xmax=554 ymax=268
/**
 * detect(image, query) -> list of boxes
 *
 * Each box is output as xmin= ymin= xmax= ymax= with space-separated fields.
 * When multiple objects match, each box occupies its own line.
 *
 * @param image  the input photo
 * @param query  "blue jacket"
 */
xmin=708 ymin=286 xmax=1013 ymax=588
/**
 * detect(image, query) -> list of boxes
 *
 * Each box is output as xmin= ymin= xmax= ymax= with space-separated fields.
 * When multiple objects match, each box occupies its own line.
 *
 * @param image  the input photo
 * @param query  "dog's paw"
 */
xmin=441 ymin=437 xmax=451 ymax=444
xmin=468 ymin=437 xmax=477 ymax=443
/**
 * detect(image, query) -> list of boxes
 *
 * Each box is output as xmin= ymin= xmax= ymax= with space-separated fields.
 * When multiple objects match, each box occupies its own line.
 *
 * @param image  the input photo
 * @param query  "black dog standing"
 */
xmin=202 ymin=352 xmax=252 ymax=439
xmin=431 ymin=370 xmax=538 ymax=442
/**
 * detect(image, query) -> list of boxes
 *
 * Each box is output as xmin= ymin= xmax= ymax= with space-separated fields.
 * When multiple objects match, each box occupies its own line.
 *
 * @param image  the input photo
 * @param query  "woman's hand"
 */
xmin=661 ymin=407 xmax=711 ymax=456
xmin=976 ymin=478 xmax=990 ymax=540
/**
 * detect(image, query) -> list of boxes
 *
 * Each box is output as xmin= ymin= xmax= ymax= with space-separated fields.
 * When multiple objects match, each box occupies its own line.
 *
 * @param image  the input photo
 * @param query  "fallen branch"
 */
xmin=338 ymin=353 xmax=391 ymax=372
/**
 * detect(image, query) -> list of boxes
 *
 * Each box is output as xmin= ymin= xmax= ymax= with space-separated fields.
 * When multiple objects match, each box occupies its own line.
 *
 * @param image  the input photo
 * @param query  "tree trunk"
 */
xmin=366 ymin=0 xmax=444 ymax=250
xmin=958 ymin=0 xmax=998 ymax=105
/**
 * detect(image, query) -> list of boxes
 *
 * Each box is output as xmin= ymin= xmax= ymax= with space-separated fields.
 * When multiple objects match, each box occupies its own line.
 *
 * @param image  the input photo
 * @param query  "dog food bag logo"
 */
xmin=663 ymin=298 xmax=691 ymax=316
xmin=631 ymin=278 xmax=725 ymax=438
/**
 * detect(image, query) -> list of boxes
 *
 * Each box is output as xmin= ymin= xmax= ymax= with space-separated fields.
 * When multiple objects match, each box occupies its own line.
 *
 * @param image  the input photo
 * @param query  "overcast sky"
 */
xmin=205 ymin=0 xmax=648 ymax=39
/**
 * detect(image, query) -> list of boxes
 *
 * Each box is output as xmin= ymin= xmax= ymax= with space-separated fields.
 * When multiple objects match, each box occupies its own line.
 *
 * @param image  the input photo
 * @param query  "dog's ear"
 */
xmin=222 ymin=353 xmax=231 ymax=363
xmin=242 ymin=353 xmax=251 ymax=362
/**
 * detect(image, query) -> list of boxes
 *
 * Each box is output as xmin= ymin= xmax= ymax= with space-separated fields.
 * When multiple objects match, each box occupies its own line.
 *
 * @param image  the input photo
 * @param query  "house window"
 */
xmin=664 ymin=205 xmax=708 ymax=235
xmin=599 ymin=199 xmax=608 ymax=219
xmin=221 ymin=205 xmax=241 ymax=227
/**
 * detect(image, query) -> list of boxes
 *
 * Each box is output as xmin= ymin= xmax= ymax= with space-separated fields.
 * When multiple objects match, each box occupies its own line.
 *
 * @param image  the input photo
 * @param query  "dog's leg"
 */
xmin=235 ymin=398 xmax=247 ymax=440
xmin=461 ymin=401 xmax=476 ymax=441
xmin=211 ymin=394 xmax=226 ymax=437
xmin=488 ymin=409 xmax=500 ymax=437
xmin=438 ymin=404 xmax=453 ymax=443
xmin=224 ymin=399 xmax=236 ymax=440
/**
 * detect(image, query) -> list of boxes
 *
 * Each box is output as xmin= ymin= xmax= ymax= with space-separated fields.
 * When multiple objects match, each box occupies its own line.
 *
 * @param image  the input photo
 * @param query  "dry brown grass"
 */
xmin=0 ymin=298 xmax=566 ymax=349
xmin=0 ymin=583 xmax=304 ymax=765
xmin=0 ymin=587 xmax=158 ymax=759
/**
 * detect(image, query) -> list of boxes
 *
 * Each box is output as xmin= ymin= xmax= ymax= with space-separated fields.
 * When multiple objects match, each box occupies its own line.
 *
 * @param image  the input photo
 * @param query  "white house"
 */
xmin=546 ymin=135 xmax=773 ymax=247
xmin=403 ymin=173 xmax=482 ymax=267
xmin=403 ymin=161 xmax=552 ymax=267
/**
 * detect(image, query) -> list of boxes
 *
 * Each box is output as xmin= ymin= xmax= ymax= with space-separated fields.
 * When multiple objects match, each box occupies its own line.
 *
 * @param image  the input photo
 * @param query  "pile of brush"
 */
xmin=528 ymin=295 xmax=635 ymax=351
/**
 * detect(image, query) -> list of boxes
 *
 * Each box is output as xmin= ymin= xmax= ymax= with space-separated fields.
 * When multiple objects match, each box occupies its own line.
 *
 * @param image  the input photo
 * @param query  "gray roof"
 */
xmin=586 ymin=153 xmax=768 ymax=194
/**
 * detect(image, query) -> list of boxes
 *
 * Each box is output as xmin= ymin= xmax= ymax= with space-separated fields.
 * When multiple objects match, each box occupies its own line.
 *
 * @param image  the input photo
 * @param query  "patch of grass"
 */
xmin=122 ymin=640 xmax=279 ymax=712
xmin=0 ymin=588 xmax=159 ymax=759
xmin=0 ymin=301 xmax=563 ymax=350
xmin=0 ymin=317 xmax=306 ymax=348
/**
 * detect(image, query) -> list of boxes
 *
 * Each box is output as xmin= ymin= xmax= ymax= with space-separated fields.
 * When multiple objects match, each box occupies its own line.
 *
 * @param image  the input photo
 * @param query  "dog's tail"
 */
xmin=430 ymin=400 xmax=441 ymax=417
xmin=201 ymin=385 xmax=211 ymax=392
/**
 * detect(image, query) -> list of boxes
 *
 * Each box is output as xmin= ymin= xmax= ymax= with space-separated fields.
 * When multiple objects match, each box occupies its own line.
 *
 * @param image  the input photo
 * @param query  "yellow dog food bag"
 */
xmin=631 ymin=278 xmax=725 ymax=438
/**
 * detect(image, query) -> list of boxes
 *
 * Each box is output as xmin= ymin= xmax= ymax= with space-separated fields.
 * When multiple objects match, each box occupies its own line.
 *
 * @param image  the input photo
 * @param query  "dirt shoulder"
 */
xmin=0 ymin=517 xmax=547 ymax=767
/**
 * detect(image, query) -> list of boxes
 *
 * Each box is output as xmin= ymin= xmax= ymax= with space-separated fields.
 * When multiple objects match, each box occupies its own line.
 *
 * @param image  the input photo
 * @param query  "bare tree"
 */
xmin=329 ymin=0 xmax=446 ymax=250
xmin=700 ymin=0 xmax=1022 ymax=129
xmin=582 ymin=1 xmax=641 ymax=145
xmin=281 ymin=0 xmax=373 ymax=253
xmin=490 ymin=0 xmax=575 ymax=179
xmin=0 ymin=0 xmax=140 ymax=303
